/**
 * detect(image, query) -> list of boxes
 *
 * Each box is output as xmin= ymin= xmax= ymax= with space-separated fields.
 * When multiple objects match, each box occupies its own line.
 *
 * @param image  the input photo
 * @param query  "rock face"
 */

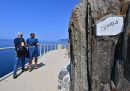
xmin=68 ymin=0 xmax=130 ymax=91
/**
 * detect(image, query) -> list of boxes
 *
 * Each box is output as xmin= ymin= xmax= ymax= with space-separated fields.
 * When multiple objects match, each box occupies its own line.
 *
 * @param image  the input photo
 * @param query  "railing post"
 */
xmin=40 ymin=44 xmax=42 ymax=57
xmin=55 ymin=44 xmax=57 ymax=50
xmin=65 ymin=44 xmax=66 ymax=49
xmin=47 ymin=44 xmax=48 ymax=53
xmin=44 ymin=44 xmax=46 ymax=54
xmin=51 ymin=44 xmax=52 ymax=51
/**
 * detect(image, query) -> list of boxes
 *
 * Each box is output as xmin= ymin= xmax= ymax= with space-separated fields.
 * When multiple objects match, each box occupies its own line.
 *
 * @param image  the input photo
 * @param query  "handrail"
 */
xmin=0 ymin=44 xmax=67 ymax=57
xmin=0 ymin=47 xmax=15 ymax=50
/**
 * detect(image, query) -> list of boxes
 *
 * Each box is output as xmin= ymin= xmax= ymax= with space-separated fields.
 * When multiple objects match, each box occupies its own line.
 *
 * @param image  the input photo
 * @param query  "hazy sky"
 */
xmin=0 ymin=0 xmax=79 ymax=41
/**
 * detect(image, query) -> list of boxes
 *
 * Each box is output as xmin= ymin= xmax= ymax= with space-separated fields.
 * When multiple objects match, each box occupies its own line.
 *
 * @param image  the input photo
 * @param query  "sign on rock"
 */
xmin=96 ymin=16 xmax=123 ymax=36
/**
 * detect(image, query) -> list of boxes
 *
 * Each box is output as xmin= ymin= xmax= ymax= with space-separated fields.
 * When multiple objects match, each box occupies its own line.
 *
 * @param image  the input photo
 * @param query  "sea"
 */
xmin=0 ymin=39 xmax=67 ymax=78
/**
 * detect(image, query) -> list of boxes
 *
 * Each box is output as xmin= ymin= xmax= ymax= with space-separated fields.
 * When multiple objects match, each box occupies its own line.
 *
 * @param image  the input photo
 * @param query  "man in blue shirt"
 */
xmin=13 ymin=32 xmax=27 ymax=79
xmin=26 ymin=33 xmax=39 ymax=72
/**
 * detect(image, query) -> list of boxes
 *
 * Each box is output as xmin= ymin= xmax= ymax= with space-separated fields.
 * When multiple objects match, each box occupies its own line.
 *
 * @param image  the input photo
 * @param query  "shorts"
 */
xmin=28 ymin=46 xmax=38 ymax=60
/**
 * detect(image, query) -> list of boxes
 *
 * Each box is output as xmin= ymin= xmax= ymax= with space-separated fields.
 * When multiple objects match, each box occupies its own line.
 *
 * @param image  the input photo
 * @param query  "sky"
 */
xmin=0 ymin=0 xmax=79 ymax=41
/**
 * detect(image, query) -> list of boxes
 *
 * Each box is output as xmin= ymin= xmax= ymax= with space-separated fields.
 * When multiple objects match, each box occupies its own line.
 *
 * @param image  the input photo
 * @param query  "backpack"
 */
xmin=16 ymin=41 xmax=27 ymax=57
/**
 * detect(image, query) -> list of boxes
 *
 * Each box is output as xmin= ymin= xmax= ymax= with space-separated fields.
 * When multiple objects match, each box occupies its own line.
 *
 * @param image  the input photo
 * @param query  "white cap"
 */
xmin=17 ymin=32 xmax=23 ymax=36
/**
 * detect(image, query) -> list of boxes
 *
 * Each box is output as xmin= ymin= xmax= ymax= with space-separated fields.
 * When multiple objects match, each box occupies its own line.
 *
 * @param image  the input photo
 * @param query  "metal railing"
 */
xmin=0 ymin=44 xmax=67 ymax=57
xmin=0 ymin=47 xmax=15 ymax=50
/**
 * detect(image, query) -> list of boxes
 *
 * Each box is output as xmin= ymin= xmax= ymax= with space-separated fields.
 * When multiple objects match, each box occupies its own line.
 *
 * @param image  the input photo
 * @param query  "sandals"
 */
xmin=35 ymin=66 xmax=39 ymax=69
xmin=28 ymin=65 xmax=39 ymax=72
xmin=29 ymin=69 xmax=32 ymax=72
xmin=29 ymin=66 xmax=32 ymax=72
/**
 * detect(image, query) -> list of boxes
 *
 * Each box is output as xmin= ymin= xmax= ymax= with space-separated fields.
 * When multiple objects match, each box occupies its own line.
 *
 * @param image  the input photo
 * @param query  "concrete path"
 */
xmin=0 ymin=49 xmax=69 ymax=91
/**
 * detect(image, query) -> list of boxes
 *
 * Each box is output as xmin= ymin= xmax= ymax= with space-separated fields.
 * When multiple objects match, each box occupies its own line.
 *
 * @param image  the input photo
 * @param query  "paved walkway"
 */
xmin=0 ymin=49 xmax=69 ymax=91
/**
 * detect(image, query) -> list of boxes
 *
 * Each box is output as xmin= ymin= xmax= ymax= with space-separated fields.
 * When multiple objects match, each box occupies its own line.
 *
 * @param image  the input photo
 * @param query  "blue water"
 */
xmin=0 ymin=39 xmax=67 ymax=78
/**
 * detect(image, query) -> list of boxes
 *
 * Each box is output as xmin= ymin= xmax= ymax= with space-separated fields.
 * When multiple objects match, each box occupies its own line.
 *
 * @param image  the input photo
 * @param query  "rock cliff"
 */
xmin=69 ymin=0 xmax=130 ymax=91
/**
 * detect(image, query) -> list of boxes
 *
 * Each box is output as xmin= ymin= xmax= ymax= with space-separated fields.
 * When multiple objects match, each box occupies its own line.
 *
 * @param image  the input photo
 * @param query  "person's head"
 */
xmin=17 ymin=32 xmax=23 ymax=38
xmin=30 ymin=33 xmax=35 ymax=38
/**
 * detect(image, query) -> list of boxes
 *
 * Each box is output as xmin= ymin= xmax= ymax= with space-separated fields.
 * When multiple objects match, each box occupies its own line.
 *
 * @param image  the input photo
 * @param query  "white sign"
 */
xmin=96 ymin=16 xmax=123 ymax=36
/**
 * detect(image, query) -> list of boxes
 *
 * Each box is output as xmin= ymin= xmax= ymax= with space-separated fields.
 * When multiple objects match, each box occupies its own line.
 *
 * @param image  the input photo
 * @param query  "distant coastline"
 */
xmin=58 ymin=39 xmax=68 ymax=43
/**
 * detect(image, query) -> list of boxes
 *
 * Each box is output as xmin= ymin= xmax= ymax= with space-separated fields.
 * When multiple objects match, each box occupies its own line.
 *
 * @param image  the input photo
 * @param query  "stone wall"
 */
xmin=69 ymin=0 xmax=130 ymax=91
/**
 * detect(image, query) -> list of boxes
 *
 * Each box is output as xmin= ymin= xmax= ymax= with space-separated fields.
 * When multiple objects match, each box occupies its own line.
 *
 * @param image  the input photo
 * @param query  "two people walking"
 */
xmin=13 ymin=32 xmax=39 ymax=79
